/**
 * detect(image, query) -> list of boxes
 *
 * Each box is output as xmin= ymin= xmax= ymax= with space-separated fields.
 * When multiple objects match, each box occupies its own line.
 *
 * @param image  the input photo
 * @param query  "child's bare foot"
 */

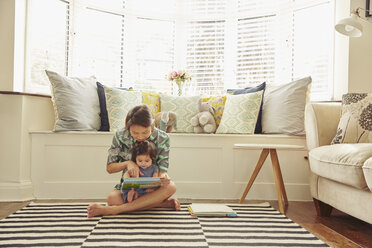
xmin=87 ymin=203 xmax=114 ymax=218
xmin=157 ymin=198 xmax=181 ymax=210
xmin=127 ymin=188 xmax=136 ymax=203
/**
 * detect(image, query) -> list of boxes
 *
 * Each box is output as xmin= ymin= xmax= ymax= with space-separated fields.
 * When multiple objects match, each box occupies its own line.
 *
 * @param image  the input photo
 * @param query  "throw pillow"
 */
xmin=104 ymin=86 xmax=142 ymax=132
xmin=160 ymin=95 xmax=201 ymax=133
xmin=96 ymin=82 xmax=131 ymax=131
xmin=226 ymin=82 xmax=266 ymax=133
xmin=216 ymin=90 xmax=263 ymax=134
xmin=45 ymin=70 xmax=100 ymax=131
xmin=331 ymin=93 xmax=372 ymax=144
xmin=142 ymin=91 xmax=161 ymax=115
xmin=202 ymin=95 xmax=227 ymax=126
xmin=262 ymin=76 xmax=312 ymax=135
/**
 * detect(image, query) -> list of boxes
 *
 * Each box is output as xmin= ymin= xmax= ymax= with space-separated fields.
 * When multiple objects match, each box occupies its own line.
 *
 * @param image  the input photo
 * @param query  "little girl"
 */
xmin=121 ymin=140 xmax=159 ymax=203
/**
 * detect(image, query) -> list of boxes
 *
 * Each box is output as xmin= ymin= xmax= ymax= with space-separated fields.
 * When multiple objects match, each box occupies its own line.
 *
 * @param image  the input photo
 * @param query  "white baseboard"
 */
xmin=0 ymin=181 xmax=34 ymax=202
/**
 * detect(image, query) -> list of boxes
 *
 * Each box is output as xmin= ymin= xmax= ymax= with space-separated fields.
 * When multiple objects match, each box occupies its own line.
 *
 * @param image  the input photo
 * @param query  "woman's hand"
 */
xmin=126 ymin=161 xmax=143 ymax=177
xmin=158 ymin=172 xmax=170 ymax=186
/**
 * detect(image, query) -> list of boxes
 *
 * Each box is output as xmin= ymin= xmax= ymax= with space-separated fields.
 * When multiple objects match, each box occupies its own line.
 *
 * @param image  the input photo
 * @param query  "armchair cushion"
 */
xmin=309 ymin=143 xmax=372 ymax=190
xmin=363 ymin=157 xmax=372 ymax=192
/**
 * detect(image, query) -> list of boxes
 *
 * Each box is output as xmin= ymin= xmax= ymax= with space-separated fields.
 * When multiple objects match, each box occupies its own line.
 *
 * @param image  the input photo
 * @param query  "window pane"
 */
xmin=132 ymin=18 xmax=175 ymax=93
xmin=26 ymin=0 xmax=68 ymax=93
xmin=292 ymin=2 xmax=334 ymax=100
xmin=84 ymin=0 xmax=124 ymax=10
xmin=127 ymin=0 xmax=176 ymax=14
xmin=70 ymin=8 xmax=123 ymax=86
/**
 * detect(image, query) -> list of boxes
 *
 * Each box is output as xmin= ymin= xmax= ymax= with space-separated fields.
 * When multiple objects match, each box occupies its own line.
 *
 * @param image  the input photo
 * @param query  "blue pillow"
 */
xmin=96 ymin=82 xmax=131 ymax=131
xmin=227 ymin=82 xmax=266 ymax=133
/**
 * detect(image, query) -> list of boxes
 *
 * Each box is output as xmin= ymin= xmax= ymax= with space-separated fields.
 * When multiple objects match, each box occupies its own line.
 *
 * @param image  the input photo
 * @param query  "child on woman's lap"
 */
xmin=87 ymin=104 xmax=179 ymax=218
xmin=122 ymin=140 xmax=159 ymax=203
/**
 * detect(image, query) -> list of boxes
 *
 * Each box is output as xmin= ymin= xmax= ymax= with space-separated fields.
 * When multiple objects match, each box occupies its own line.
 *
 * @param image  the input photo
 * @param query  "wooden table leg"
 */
xmin=239 ymin=149 xmax=270 ymax=203
xmin=270 ymin=149 xmax=288 ymax=214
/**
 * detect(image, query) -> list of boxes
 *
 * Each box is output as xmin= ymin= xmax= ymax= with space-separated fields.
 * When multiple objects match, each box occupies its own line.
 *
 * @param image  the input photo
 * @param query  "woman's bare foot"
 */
xmin=156 ymin=198 xmax=181 ymax=210
xmin=87 ymin=203 xmax=115 ymax=218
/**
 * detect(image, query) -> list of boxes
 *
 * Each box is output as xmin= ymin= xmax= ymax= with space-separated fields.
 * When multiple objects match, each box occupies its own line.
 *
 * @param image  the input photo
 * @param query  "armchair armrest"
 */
xmin=305 ymin=102 xmax=341 ymax=150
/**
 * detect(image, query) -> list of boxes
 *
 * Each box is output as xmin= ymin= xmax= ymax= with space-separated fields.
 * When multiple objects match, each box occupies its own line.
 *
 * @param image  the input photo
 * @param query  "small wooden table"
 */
xmin=234 ymin=144 xmax=304 ymax=214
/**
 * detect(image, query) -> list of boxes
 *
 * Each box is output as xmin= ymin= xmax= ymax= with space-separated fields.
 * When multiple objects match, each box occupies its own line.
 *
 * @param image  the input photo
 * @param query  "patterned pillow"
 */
xmin=216 ymin=91 xmax=263 ymax=134
xmin=104 ymin=86 xmax=142 ymax=132
xmin=227 ymin=82 xmax=266 ymax=133
xmin=331 ymin=93 xmax=372 ymax=144
xmin=202 ymin=95 xmax=227 ymax=126
xmin=160 ymin=95 xmax=201 ymax=133
xmin=142 ymin=91 xmax=161 ymax=115
xmin=96 ymin=82 xmax=131 ymax=131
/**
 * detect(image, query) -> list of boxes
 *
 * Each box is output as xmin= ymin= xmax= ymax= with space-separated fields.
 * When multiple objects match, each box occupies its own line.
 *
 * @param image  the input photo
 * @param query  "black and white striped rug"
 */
xmin=0 ymin=202 xmax=328 ymax=248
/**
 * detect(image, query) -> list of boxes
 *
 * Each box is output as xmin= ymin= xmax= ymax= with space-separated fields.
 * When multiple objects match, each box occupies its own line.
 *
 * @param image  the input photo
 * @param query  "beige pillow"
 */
xmin=331 ymin=93 xmax=372 ymax=144
xmin=262 ymin=76 xmax=312 ymax=135
xmin=45 ymin=70 xmax=100 ymax=131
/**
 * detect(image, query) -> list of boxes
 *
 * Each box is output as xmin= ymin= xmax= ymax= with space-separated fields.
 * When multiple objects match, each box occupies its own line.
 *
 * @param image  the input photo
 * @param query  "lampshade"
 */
xmin=335 ymin=13 xmax=363 ymax=37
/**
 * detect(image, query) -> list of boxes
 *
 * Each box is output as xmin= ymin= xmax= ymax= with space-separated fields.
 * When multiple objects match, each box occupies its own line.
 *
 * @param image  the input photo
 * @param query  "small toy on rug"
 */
xmin=154 ymin=111 xmax=177 ymax=133
xmin=190 ymin=99 xmax=217 ymax=133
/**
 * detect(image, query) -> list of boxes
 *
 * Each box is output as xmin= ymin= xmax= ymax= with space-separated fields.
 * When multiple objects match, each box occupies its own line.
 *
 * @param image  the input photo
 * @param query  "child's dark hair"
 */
xmin=131 ymin=140 xmax=157 ymax=163
xmin=125 ymin=105 xmax=153 ymax=130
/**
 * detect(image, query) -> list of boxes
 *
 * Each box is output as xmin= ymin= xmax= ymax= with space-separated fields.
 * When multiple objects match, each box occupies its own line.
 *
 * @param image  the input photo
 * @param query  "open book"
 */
xmin=122 ymin=177 xmax=161 ymax=190
xmin=187 ymin=203 xmax=237 ymax=217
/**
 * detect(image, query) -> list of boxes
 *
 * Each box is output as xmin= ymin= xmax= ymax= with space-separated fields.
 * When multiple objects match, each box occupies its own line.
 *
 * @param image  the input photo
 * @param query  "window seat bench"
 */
xmin=30 ymin=131 xmax=310 ymax=200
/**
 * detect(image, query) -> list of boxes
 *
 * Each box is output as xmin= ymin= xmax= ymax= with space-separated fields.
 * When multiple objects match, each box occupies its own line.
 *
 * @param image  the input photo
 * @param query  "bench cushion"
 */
xmin=309 ymin=143 xmax=372 ymax=189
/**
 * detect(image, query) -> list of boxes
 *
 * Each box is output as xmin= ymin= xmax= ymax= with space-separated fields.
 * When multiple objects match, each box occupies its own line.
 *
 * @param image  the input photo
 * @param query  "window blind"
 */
xmin=183 ymin=0 xmax=226 ymax=95
xmin=236 ymin=15 xmax=276 ymax=87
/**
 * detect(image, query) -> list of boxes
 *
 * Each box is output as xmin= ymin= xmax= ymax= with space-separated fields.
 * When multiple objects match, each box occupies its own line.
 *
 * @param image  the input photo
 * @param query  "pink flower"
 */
xmin=167 ymin=70 xmax=192 ymax=82
xmin=178 ymin=70 xmax=185 ymax=77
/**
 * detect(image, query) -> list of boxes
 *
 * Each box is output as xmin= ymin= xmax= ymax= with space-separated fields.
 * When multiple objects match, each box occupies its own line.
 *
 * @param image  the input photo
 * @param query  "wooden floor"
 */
xmin=1 ymin=199 xmax=371 ymax=248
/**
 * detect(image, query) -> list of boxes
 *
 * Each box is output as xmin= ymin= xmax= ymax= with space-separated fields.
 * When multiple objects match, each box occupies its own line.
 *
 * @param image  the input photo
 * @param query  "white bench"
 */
xmin=30 ymin=131 xmax=310 ymax=200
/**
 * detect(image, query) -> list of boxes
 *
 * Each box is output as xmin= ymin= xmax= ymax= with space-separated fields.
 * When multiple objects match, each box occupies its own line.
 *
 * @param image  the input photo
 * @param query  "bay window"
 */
xmin=25 ymin=0 xmax=334 ymax=100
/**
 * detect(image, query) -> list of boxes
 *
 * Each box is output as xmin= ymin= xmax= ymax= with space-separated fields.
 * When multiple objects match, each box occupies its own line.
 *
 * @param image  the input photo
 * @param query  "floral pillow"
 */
xmin=331 ymin=93 xmax=372 ymax=144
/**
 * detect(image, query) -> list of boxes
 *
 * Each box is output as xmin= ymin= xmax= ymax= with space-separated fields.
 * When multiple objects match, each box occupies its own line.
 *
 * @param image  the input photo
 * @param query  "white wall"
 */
xmin=0 ymin=0 xmax=15 ymax=91
xmin=0 ymin=94 xmax=54 ymax=201
xmin=349 ymin=0 xmax=372 ymax=93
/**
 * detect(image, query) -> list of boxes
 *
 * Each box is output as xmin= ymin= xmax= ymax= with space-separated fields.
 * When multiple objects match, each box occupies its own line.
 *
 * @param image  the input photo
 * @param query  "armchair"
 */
xmin=305 ymin=102 xmax=372 ymax=224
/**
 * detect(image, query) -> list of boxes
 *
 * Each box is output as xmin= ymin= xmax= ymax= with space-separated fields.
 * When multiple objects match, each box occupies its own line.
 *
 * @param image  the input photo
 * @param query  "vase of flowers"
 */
xmin=167 ymin=70 xmax=192 ymax=96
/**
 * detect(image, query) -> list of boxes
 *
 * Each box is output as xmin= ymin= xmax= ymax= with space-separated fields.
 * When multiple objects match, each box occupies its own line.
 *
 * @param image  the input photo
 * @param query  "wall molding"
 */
xmin=0 ymin=181 xmax=34 ymax=202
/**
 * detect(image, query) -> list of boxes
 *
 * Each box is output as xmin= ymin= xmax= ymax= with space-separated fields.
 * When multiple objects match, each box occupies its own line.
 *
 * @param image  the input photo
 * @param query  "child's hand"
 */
xmin=152 ymin=168 xmax=160 ymax=178
xmin=127 ymin=161 xmax=144 ymax=177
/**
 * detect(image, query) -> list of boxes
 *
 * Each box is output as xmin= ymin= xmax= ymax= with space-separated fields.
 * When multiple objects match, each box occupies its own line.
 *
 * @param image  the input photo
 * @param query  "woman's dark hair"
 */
xmin=125 ymin=105 xmax=153 ymax=130
xmin=131 ymin=140 xmax=157 ymax=163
